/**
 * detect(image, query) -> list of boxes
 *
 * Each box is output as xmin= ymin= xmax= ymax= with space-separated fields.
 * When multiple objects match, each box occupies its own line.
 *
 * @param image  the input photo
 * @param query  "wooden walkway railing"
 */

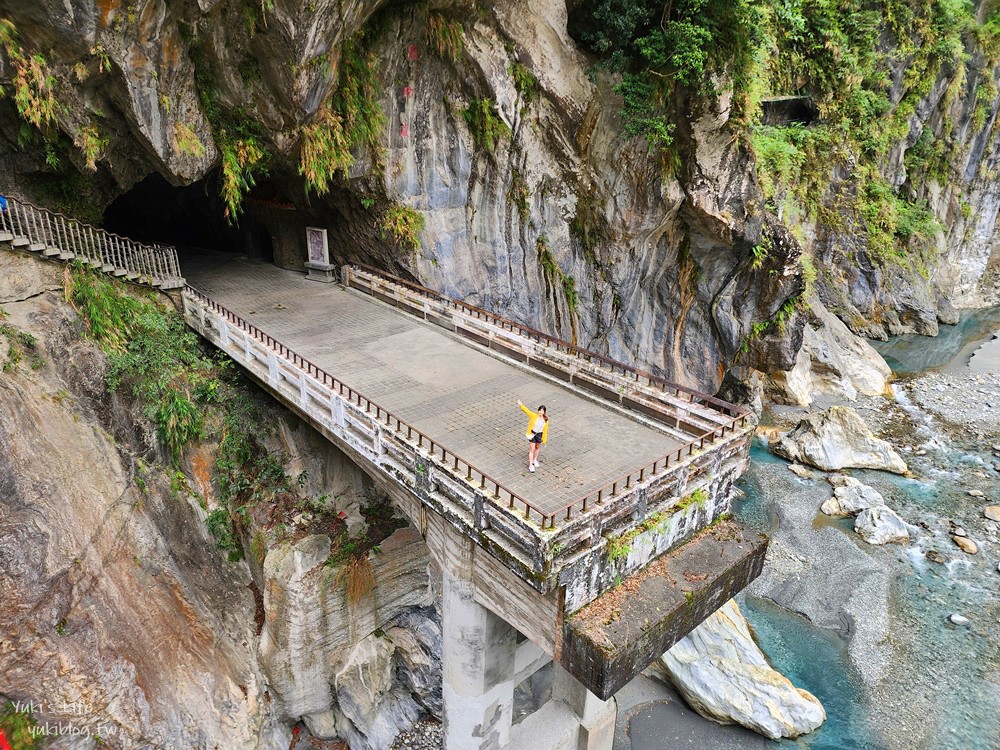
xmin=0 ymin=194 xmax=183 ymax=289
xmin=343 ymin=265 xmax=753 ymax=527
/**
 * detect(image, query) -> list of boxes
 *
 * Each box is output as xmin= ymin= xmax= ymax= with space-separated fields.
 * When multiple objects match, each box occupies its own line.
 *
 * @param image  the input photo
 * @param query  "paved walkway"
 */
xmin=183 ymin=255 xmax=684 ymax=515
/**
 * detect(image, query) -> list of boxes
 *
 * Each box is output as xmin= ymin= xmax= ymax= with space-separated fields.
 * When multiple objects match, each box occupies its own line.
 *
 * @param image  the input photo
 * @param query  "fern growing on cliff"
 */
xmin=461 ymin=98 xmax=511 ymax=152
xmin=379 ymin=204 xmax=425 ymax=250
xmin=75 ymin=123 xmax=108 ymax=172
xmin=0 ymin=19 xmax=57 ymax=129
xmin=427 ymin=12 xmax=464 ymax=63
xmin=67 ymin=265 xmax=219 ymax=464
xmin=299 ymin=107 xmax=354 ymax=195
xmin=299 ymin=37 xmax=387 ymax=196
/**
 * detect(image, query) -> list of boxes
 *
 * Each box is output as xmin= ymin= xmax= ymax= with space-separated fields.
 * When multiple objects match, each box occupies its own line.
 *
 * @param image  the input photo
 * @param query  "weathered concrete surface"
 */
xmin=561 ymin=520 xmax=768 ymax=700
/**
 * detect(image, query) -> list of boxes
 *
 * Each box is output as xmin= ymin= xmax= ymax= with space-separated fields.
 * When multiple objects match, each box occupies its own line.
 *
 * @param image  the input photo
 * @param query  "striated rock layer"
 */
xmin=772 ymin=406 xmax=909 ymax=475
xmin=0 ymin=263 xmax=282 ymax=747
xmin=656 ymin=599 xmax=826 ymax=740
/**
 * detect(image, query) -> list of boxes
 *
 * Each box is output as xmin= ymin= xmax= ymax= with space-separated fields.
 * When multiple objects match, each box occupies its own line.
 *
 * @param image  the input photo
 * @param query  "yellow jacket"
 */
xmin=520 ymin=403 xmax=549 ymax=444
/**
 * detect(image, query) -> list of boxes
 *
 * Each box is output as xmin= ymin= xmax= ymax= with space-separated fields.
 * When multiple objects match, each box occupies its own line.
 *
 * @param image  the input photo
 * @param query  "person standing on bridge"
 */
xmin=517 ymin=400 xmax=548 ymax=473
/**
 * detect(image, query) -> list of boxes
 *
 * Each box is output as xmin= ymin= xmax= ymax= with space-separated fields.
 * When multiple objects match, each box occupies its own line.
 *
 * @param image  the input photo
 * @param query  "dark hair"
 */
xmin=538 ymin=405 xmax=547 ymax=420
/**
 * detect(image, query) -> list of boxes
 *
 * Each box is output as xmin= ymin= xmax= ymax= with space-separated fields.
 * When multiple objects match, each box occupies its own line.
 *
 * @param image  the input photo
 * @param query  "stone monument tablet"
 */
xmin=304 ymin=226 xmax=336 ymax=282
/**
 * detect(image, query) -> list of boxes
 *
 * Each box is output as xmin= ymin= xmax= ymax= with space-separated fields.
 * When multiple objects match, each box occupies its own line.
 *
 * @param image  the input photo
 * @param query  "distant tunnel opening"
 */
xmin=759 ymin=96 xmax=818 ymax=127
xmin=102 ymin=171 xmax=279 ymax=264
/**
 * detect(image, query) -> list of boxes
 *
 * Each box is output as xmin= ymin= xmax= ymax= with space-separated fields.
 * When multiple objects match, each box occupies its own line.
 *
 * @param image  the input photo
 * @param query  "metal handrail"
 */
xmin=0 ymin=194 xmax=183 ymax=287
xmin=349 ymin=263 xmax=751 ymax=421
xmin=185 ymin=275 xmax=752 ymax=531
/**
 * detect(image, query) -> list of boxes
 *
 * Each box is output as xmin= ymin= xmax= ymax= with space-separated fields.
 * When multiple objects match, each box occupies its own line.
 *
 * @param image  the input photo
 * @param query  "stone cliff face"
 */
xmin=1 ymin=2 xmax=998 ymax=394
xmin=0 ymin=259 xmax=277 ymax=747
xmin=0 ymin=0 xmax=803 ymax=395
xmin=0 ymin=254 xmax=442 ymax=749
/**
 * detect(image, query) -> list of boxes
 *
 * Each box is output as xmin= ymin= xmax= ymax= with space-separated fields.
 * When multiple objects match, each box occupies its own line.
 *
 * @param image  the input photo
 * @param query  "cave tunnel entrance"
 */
xmin=102 ymin=172 xmax=296 ymax=268
xmin=102 ymin=169 xmax=383 ymax=280
xmin=760 ymin=96 xmax=818 ymax=127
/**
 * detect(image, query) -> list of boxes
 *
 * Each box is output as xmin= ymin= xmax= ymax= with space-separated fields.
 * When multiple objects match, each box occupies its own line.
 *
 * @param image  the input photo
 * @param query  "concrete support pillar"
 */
xmin=552 ymin=663 xmax=616 ymax=750
xmin=442 ymin=552 xmax=516 ymax=750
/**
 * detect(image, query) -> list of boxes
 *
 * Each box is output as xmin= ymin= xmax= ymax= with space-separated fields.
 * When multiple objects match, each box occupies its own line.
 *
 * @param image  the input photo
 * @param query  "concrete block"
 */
xmin=560 ymin=520 xmax=768 ymax=700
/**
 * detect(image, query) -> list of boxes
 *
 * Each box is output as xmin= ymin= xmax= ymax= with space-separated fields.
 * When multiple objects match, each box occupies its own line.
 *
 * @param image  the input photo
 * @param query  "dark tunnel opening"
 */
xmin=102 ymin=172 xmax=276 ymax=264
xmin=759 ymin=96 xmax=819 ymax=127
xmin=101 ymin=167 xmax=411 ymax=282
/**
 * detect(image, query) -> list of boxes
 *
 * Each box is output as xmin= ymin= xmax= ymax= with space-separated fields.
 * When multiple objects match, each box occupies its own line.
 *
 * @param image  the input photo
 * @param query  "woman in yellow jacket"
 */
xmin=517 ymin=400 xmax=548 ymax=473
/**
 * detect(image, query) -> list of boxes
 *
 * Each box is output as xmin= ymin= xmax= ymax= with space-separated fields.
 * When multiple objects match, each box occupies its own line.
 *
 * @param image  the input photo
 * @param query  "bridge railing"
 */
xmin=186 ymin=273 xmax=751 ymax=537
xmin=344 ymin=265 xmax=753 ymax=524
xmin=348 ymin=263 xmax=750 ymax=422
xmin=183 ymin=285 xmax=553 ymax=527
xmin=0 ymin=194 xmax=183 ymax=289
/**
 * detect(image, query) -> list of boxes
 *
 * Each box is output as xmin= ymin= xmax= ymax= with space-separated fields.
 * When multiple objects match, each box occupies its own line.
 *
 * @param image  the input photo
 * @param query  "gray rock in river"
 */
xmin=821 ymin=476 xmax=886 ymax=516
xmin=772 ymin=406 xmax=909 ymax=474
xmin=854 ymin=507 xmax=911 ymax=545
xmin=656 ymin=599 xmax=826 ymax=740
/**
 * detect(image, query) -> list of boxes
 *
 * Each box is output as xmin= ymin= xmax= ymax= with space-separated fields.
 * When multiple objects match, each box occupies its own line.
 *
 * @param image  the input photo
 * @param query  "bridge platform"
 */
xmin=183 ymin=254 xmax=687 ymax=517
xmin=178 ymin=254 xmax=765 ymax=749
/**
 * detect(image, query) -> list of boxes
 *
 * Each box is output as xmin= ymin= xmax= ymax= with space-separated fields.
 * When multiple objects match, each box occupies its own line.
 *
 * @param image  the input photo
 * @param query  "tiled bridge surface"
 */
xmin=183 ymin=254 xmax=685 ymax=517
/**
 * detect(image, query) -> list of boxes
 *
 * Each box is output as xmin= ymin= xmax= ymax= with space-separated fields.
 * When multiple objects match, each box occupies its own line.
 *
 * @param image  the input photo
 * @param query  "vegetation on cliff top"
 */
xmin=571 ymin=0 xmax=1000 ymax=271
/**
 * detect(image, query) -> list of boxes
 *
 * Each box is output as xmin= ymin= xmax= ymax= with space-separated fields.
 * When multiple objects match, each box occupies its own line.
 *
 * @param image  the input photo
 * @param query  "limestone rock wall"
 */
xmin=0 ymin=262 xmax=283 ymax=748
xmin=0 ymin=252 xmax=443 ymax=749
xmin=257 ymin=526 xmax=436 ymax=744
xmin=0 ymin=0 xmax=803 ymax=395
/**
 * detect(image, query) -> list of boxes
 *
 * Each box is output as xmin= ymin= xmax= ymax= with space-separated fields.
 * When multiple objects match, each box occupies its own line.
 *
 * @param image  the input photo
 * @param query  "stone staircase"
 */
xmin=0 ymin=194 xmax=184 ymax=289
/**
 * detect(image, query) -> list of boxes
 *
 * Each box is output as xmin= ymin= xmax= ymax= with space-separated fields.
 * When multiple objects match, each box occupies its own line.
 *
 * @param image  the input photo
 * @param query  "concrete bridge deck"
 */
xmin=183 ymin=254 xmax=687 ymax=517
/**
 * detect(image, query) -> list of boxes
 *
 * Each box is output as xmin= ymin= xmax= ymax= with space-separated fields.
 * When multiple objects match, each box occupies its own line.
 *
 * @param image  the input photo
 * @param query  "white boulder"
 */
xmin=766 ymin=299 xmax=891 ymax=406
xmin=854 ymin=506 xmax=910 ymax=545
xmin=772 ymin=406 xmax=908 ymax=474
xmin=658 ymin=599 xmax=825 ymax=740
xmin=333 ymin=633 xmax=423 ymax=750
xmin=821 ymin=477 xmax=885 ymax=516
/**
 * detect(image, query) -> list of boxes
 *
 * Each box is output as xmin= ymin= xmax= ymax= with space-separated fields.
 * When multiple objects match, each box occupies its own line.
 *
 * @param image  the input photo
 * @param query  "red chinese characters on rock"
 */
xmin=407 ymin=44 xmax=419 ymax=61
